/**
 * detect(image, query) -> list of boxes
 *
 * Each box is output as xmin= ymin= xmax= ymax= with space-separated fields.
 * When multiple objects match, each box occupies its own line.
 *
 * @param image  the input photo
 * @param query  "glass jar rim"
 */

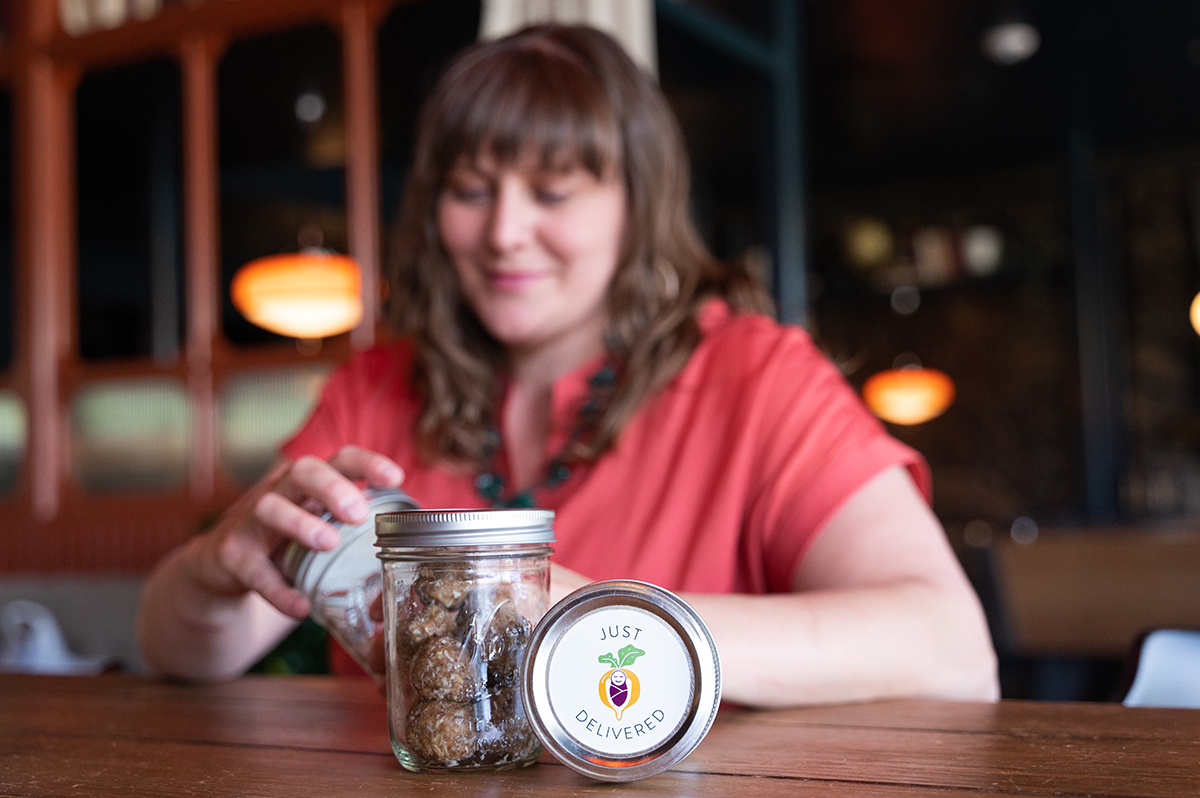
xmin=375 ymin=508 xmax=556 ymax=549
xmin=277 ymin=487 xmax=419 ymax=593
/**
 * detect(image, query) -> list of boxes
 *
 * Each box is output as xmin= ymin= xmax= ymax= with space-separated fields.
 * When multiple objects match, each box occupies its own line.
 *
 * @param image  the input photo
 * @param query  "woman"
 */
xmin=138 ymin=25 xmax=998 ymax=705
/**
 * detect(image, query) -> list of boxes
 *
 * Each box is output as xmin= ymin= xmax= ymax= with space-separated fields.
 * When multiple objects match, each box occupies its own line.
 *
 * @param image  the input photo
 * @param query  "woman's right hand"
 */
xmin=178 ymin=445 xmax=405 ymax=620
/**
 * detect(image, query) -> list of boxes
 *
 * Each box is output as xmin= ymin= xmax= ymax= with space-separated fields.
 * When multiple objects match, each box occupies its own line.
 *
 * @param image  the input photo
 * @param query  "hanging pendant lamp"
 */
xmin=230 ymin=249 xmax=362 ymax=339
xmin=862 ymin=366 xmax=956 ymax=425
xmin=1189 ymin=292 xmax=1200 ymax=337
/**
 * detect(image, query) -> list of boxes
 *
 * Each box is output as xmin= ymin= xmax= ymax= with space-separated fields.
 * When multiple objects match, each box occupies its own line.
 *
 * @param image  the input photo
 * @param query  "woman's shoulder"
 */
xmin=689 ymin=299 xmax=823 ymax=376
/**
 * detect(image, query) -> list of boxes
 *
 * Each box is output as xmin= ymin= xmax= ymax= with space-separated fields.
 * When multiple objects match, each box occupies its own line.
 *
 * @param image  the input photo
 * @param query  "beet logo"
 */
xmin=597 ymin=644 xmax=644 ymax=721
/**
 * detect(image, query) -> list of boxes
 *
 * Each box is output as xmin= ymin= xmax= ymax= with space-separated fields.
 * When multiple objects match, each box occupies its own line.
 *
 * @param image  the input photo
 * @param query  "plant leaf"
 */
xmin=617 ymin=644 xmax=645 ymax=668
xmin=598 ymin=653 xmax=619 ymax=668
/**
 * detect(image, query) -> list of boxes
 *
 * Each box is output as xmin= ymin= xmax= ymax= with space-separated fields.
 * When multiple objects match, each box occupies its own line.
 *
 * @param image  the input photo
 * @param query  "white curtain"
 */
xmin=480 ymin=0 xmax=657 ymax=76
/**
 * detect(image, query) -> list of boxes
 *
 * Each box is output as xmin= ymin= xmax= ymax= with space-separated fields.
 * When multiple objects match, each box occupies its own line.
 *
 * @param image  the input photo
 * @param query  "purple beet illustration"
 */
xmin=608 ymin=669 xmax=630 ymax=707
xmin=598 ymin=645 xmax=644 ymax=720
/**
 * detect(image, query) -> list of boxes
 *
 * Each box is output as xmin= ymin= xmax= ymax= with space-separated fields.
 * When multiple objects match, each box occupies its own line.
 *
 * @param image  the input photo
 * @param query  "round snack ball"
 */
xmin=400 ymin=603 xmax=457 ymax=650
xmin=477 ymin=687 xmax=537 ymax=764
xmin=406 ymin=700 xmax=477 ymax=765
xmin=415 ymin=563 xmax=472 ymax=609
xmin=456 ymin=588 xmax=531 ymax=689
xmin=457 ymin=587 xmax=531 ymax=663
xmin=411 ymin=636 xmax=481 ymax=702
xmin=480 ymin=601 xmax=531 ymax=664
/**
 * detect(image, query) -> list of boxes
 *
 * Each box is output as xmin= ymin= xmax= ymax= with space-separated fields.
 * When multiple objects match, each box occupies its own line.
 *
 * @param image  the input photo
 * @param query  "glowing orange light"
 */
xmin=1190 ymin=292 xmax=1200 ymax=336
xmin=230 ymin=251 xmax=362 ymax=339
xmin=862 ymin=368 xmax=956 ymax=425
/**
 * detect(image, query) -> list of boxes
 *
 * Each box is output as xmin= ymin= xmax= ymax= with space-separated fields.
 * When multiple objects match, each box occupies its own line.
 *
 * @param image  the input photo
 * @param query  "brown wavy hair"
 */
xmin=387 ymin=24 xmax=773 ymax=472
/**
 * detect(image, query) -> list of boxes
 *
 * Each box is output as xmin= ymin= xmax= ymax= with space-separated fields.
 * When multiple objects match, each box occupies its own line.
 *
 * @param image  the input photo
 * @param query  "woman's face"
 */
xmin=437 ymin=152 xmax=626 ymax=361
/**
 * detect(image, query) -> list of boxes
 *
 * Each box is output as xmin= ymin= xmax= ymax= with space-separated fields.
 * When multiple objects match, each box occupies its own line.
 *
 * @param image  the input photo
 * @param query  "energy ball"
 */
xmin=406 ymin=700 xmax=477 ymax=765
xmin=458 ymin=588 xmax=531 ymax=662
xmin=415 ymin=563 xmax=472 ymax=609
xmin=476 ymin=687 xmax=537 ymax=764
xmin=481 ymin=600 xmax=531 ymax=663
xmin=399 ymin=603 xmax=457 ymax=650
xmin=410 ymin=636 xmax=481 ymax=702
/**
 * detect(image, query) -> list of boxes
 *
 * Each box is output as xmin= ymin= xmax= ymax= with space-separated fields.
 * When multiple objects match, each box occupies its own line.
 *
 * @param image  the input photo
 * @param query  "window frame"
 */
xmin=2 ymin=0 xmax=391 ymax=571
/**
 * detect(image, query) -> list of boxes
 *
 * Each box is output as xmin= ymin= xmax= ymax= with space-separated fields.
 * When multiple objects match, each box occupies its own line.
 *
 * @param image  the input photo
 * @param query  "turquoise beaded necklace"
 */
xmin=475 ymin=364 xmax=616 ymax=508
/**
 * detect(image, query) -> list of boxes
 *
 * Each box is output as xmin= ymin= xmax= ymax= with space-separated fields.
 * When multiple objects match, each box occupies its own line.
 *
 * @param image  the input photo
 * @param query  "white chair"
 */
xmin=1122 ymin=629 xmax=1200 ymax=709
xmin=0 ymin=599 xmax=109 ymax=675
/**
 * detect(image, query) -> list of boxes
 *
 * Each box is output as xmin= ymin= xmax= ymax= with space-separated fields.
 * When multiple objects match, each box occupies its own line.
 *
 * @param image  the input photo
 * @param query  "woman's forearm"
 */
xmin=136 ymin=541 xmax=297 ymax=682
xmin=682 ymin=581 xmax=999 ymax=707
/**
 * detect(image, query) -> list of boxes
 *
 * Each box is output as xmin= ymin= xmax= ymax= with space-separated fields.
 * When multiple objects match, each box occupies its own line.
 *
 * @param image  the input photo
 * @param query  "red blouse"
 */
xmin=283 ymin=301 xmax=928 ymax=597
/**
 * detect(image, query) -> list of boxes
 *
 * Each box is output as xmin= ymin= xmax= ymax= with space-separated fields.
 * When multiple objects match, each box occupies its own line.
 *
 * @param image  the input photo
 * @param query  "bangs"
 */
xmin=431 ymin=41 xmax=623 ymax=177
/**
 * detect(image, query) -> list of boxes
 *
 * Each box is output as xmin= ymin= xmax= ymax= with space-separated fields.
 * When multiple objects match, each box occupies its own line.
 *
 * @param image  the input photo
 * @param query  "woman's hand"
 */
xmin=137 ymin=446 xmax=403 ymax=682
xmin=183 ymin=446 xmax=405 ymax=619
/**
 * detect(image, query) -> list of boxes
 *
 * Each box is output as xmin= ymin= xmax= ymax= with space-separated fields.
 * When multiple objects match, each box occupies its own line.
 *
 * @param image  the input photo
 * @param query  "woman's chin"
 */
xmin=479 ymin=319 xmax=547 ymax=350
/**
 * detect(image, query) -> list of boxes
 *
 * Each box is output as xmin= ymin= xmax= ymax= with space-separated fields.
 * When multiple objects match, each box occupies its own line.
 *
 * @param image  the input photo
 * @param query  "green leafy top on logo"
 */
xmin=598 ymin=644 xmax=645 ymax=669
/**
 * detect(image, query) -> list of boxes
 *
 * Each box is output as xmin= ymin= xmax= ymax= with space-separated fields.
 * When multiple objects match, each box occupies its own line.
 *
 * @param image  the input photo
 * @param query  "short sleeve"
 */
xmin=742 ymin=327 xmax=930 ymax=592
xmin=279 ymin=366 xmax=356 ymax=463
xmin=279 ymin=342 xmax=417 ymax=464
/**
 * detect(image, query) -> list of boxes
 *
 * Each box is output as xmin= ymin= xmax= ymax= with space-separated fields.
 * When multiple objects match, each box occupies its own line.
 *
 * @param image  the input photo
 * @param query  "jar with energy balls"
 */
xmin=374 ymin=509 xmax=554 ymax=772
xmin=273 ymin=487 xmax=419 ymax=682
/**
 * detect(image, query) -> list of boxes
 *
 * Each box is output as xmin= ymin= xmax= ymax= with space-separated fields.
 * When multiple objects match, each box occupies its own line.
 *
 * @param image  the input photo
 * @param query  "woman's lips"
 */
xmin=487 ymin=270 xmax=546 ymax=291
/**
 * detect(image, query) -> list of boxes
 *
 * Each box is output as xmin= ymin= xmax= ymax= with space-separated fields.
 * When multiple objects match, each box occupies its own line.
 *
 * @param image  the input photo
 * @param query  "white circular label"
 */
xmin=545 ymin=606 xmax=694 ymax=757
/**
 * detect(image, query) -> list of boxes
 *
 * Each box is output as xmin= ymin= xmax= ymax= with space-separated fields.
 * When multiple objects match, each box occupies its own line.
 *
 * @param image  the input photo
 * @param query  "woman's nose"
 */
xmin=487 ymin=182 xmax=536 ymax=252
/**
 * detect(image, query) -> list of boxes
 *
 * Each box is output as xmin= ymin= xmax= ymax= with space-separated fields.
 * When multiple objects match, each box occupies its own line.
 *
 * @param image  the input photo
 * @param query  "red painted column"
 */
xmin=342 ymin=0 xmax=382 ymax=350
xmin=181 ymin=32 xmax=221 ymax=503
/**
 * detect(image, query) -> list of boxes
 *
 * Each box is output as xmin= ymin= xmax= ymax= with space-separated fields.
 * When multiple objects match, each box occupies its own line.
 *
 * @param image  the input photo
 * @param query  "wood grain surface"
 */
xmin=2 ymin=674 xmax=1197 ymax=797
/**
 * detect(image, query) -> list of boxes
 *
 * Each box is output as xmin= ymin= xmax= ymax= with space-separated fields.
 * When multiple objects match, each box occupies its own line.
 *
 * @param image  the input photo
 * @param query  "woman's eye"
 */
xmin=534 ymin=189 xmax=569 ymax=206
xmin=448 ymin=182 xmax=491 ymax=203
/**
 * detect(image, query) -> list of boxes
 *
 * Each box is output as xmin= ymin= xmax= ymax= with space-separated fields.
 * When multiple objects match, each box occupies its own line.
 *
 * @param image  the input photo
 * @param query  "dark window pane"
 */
xmin=804 ymin=4 xmax=1083 ymax=523
xmin=665 ymin=0 xmax=772 ymax=41
xmin=76 ymin=60 xmax=184 ymax=362
xmin=1119 ymin=159 xmax=1200 ymax=517
xmin=657 ymin=9 xmax=770 ymax=262
xmin=219 ymin=25 xmax=346 ymax=347
xmin=377 ymin=0 xmax=480 ymax=224
xmin=810 ymin=169 xmax=1081 ymax=524
xmin=0 ymin=4 xmax=12 ymax=46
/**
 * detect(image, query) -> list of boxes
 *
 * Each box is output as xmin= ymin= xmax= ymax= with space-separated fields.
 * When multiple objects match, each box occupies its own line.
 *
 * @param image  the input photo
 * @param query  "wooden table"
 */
xmin=2 ymin=673 xmax=1198 ymax=796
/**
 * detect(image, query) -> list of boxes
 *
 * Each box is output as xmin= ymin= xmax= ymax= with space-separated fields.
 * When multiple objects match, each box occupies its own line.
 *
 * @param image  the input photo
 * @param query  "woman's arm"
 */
xmin=136 ymin=447 xmax=404 ymax=682
xmin=551 ymin=466 xmax=999 ymax=707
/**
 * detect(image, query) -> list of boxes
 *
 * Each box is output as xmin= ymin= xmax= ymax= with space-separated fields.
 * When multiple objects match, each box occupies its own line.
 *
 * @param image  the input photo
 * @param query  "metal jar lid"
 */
xmin=375 ymin=508 xmax=555 ymax=549
xmin=276 ymin=487 xmax=420 ymax=595
xmin=521 ymin=580 xmax=722 ymax=782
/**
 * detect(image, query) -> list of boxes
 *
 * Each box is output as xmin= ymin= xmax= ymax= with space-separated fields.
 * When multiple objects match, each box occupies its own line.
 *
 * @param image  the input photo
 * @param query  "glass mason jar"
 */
xmin=375 ymin=508 xmax=555 ymax=773
xmin=274 ymin=488 xmax=419 ymax=681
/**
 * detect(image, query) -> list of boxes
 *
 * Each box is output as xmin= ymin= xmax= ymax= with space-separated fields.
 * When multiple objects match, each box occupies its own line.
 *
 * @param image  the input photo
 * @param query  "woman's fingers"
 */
xmin=327 ymin=445 xmax=405 ymax=489
xmin=235 ymin=545 xmax=312 ymax=619
xmin=368 ymin=633 xmax=386 ymax=676
xmin=273 ymin=448 xmax=405 ymax=526
xmin=277 ymin=455 xmax=368 ymax=524
xmin=368 ymin=592 xmax=383 ymax=622
xmin=190 ymin=448 xmax=405 ymax=619
xmin=194 ymin=522 xmax=312 ymax=619
xmin=253 ymin=491 xmax=341 ymax=551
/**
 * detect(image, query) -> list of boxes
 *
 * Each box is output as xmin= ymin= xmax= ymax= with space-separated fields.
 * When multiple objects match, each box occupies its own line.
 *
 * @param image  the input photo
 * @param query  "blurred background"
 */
xmin=0 ymin=0 xmax=1198 ymax=698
